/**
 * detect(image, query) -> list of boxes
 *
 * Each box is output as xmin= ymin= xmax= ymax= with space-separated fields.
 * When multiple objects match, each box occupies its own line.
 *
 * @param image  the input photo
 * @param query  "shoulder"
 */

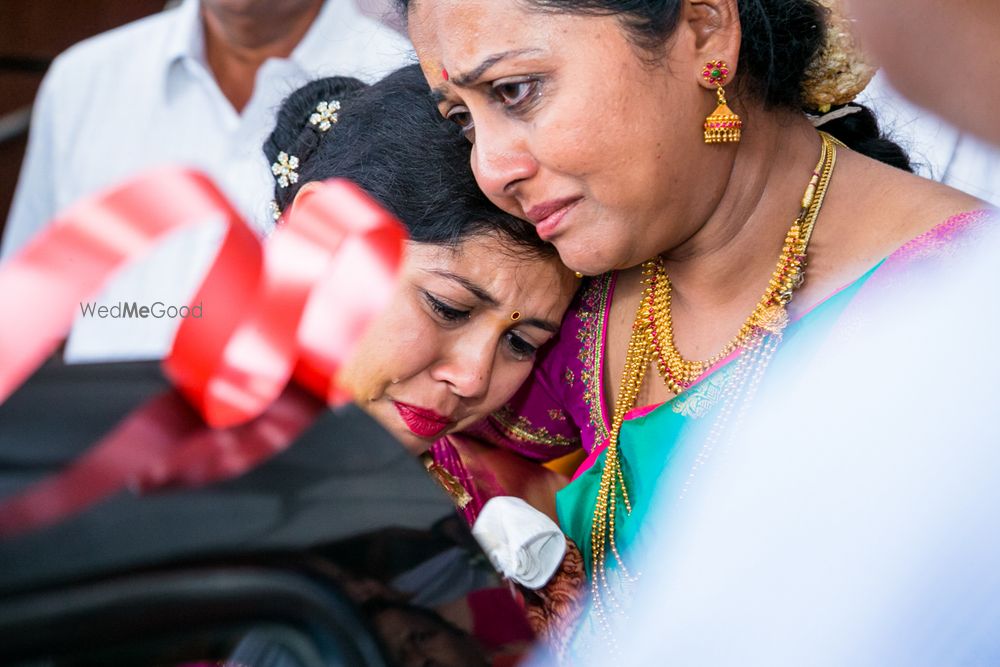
xmin=861 ymin=153 xmax=986 ymax=245
xmin=355 ymin=8 xmax=408 ymax=40
xmin=48 ymin=10 xmax=174 ymax=76
xmin=820 ymin=148 xmax=985 ymax=264
xmin=790 ymin=146 xmax=987 ymax=314
xmin=42 ymin=9 xmax=175 ymax=97
xmin=308 ymin=1 xmax=413 ymax=80
xmin=339 ymin=0 xmax=410 ymax=48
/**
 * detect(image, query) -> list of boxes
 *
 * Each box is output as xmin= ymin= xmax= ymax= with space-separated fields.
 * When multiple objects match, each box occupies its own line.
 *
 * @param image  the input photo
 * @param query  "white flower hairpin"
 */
xmin=268 ymin=199 xmax=282 ymax=222
xmin=271 ymin=151 xmax=299 ymax=188
xmin=309 ymin=100 xmax=341 ymax=132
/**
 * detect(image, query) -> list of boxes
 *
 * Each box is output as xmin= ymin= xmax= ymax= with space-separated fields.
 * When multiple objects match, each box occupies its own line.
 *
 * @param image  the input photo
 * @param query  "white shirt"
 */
xmin=2 ymin=0 xmax=412 ymax=362
xmin=859 ymin=73 xmax=1000 ymax=205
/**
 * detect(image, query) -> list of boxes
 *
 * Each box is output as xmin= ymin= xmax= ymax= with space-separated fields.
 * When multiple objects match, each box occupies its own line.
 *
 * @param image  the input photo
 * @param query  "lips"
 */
xmin=393 ymin=401 xmax=453 ymax=438
xmin=525 ymin=197 xmax=580 ymax=240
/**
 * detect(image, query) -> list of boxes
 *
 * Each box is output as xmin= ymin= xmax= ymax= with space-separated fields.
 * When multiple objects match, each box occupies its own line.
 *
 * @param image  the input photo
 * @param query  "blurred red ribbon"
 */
xmin=0 ymin=168 xmax=406 ymax=536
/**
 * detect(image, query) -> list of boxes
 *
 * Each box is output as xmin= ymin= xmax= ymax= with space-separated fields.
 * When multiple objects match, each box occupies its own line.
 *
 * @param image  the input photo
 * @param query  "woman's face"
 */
xmin=408 ymin=0 xmax=726 ymax=274
xmin=341 ymin=234 xmax=576 ymax=454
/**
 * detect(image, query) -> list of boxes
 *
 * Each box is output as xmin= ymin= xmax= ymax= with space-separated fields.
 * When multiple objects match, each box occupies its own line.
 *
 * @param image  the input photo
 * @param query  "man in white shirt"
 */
xmin=2 ymin=0 xmax=411 ymax=362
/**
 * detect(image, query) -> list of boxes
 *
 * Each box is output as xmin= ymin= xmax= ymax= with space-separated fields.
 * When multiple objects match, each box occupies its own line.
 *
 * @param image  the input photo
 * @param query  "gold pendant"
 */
xmin=755 ymin=304 xmax=789 ymax=335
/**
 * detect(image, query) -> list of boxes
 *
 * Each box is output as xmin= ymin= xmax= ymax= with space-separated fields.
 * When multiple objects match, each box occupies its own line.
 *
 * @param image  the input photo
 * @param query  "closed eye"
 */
xmin=504 ymin=331 xmax=538 ymax=361
xmin=423 ymin=291 xmax=470 ymax=323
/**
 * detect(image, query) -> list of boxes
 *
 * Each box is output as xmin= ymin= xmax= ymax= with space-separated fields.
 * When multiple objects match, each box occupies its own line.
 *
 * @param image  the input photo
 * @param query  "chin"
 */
xmin=555 ymin=239 xmax=621 ymax=276
xmin=383 ymin=415 xmax=434 ymax=456
xmin=354 ymin=401 xmax=423 ymax=455
xmin=546 ymin=216 xmax=621 ymax=272
xmin=395 ymin=431 xmax=435 ymax=456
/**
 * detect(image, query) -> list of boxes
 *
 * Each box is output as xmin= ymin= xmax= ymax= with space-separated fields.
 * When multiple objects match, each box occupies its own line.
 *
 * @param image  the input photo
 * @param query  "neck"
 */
xmin=201 ymin=0 xmax=325 ymax=112
xmin=660 ymin=109 xmax=823 ymax=311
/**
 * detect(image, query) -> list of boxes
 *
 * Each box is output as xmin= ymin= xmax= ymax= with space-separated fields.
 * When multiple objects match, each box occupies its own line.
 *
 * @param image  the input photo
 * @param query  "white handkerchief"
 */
xmin=472 ymin=496 xmax=567 ymax=590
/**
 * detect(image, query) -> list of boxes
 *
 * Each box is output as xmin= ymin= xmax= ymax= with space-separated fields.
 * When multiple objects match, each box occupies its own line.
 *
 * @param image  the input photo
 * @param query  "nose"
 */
xmin=430 ymin=332 xmax=495 ymax=400
xmin=470 ymin=122 xmax=538 ymax=207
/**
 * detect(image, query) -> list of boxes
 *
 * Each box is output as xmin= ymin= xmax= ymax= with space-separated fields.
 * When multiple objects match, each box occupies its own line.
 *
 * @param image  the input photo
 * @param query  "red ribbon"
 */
xmin=0 ymin=168 xmax=406 ymax=537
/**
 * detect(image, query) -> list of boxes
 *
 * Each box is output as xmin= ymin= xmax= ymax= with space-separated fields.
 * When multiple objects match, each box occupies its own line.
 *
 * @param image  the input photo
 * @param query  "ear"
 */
xmin=287 ymin=180 xmax=323 ymax=219
xmin=683 ymin=0 xmax=742 ymax=89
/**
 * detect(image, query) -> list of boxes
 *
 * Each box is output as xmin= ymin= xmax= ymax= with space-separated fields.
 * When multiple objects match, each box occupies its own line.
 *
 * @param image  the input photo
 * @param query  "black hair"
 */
xmin=263 ymin=64 xmax=555 ymax=254
xmin=395 ymin=0 xmax=912 ymax=172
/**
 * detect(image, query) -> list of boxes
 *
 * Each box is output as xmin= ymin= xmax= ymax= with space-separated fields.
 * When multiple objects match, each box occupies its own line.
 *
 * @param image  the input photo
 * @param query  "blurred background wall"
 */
xmin=0 ymin=0 xmax=167 ymax=231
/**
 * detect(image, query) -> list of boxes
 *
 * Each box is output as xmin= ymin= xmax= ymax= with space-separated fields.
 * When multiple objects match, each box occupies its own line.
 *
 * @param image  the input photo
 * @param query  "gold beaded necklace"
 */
xmin=588 ymin=132 xmax=840 ymax=623
xmin=649 ymin=132 xmax=838 ymax=392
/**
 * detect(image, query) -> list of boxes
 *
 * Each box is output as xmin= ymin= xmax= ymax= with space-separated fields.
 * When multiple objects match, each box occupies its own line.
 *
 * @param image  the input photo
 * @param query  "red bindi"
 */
xmin=442 ymin=68 xmax=449 ymax=81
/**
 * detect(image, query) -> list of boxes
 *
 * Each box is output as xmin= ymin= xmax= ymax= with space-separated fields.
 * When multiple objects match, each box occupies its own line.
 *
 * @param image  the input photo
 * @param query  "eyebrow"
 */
xmin=428 ymin=269 xmax=561 ymax=334
xmin=431 ymin=48 xmax=543 ymax=101
xmin=429 ymin=269 xmax=498 ymax=306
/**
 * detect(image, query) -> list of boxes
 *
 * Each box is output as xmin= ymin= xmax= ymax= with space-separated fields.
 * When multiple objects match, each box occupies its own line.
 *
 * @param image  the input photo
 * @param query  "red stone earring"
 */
xmin=702 ymin=60 xmax=742 ymax=143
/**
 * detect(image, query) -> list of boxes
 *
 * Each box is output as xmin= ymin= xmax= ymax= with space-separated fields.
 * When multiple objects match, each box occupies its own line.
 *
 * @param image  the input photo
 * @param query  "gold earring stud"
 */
xmin=702 ymin=60 xmax=742 ymax=143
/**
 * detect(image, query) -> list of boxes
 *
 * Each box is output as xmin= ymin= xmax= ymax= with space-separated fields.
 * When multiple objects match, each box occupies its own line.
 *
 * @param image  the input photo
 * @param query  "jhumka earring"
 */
xmin=702 ymin=60 xmax=742 ymax=143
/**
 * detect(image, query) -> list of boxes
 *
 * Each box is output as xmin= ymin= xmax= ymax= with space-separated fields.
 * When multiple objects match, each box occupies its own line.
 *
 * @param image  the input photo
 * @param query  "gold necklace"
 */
xmin=588 ymin=132 xmax=840 ymax=621
xmin=650 ymin=132 xmax=838 ymax=392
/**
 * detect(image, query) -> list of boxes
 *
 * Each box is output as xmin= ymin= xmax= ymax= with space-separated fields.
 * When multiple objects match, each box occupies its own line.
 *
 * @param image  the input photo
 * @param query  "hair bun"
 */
xmin=264 ymin=76 xmax=370 ymax=212
xmin=302 ymin=76 xmax=369 ymax=110
xmin=801 ymin=0 xmax=877 ymax=112
xmin=264 ymin=76 xmax=368 ymax=164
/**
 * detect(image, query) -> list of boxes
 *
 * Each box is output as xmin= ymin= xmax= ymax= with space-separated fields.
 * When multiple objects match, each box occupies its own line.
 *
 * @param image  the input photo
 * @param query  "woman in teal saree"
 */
xmin=405 ymin=0 xmax=989 ymax=564
xmin=558 ymin=207 xmax=995 ymax=577
xmin=398 ymin=0 xmax=996 ymax=653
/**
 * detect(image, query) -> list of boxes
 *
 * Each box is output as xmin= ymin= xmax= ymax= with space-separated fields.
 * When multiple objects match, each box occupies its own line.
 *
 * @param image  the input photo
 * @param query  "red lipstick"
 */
xmin=525 ymin=197 xmax=580 ymax=240
xmin=393 ymin=401 xmax=452 ymax=438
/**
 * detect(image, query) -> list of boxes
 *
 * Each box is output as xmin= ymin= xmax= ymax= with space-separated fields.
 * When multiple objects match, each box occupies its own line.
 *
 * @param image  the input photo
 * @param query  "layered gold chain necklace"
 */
xmin=589 ymin=132 xmax=841 ymax=628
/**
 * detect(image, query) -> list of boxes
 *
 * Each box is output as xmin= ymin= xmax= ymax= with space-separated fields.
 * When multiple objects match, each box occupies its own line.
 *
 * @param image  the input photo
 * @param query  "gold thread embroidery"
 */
xmin=420 ymin=453 xmax=472 ymax=509
xmin=492 ymin=405 xmax=579 ymax=448
xmin=578 ymin=273 xmax=613 ymax=442
xmin=548 ymin=409 xmax=568 ymax=422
